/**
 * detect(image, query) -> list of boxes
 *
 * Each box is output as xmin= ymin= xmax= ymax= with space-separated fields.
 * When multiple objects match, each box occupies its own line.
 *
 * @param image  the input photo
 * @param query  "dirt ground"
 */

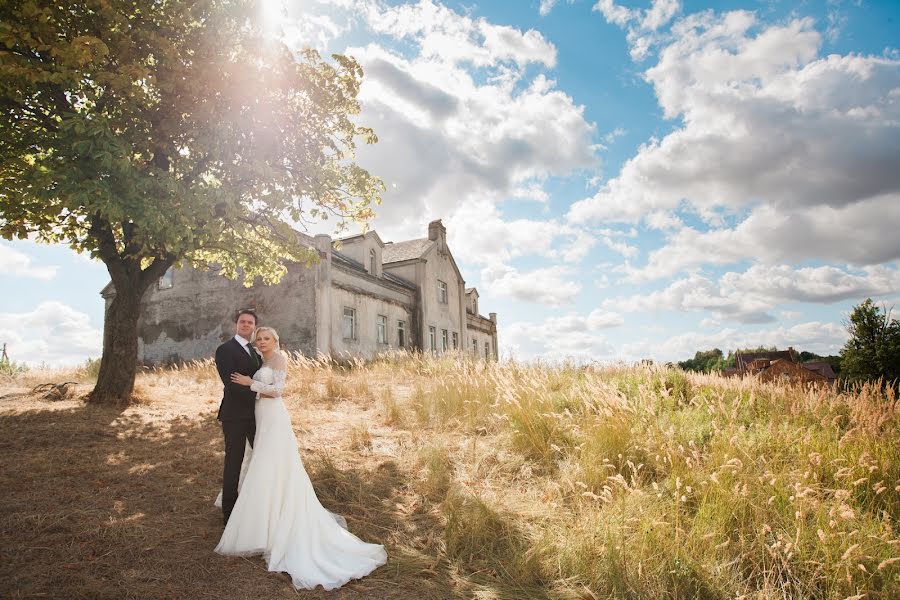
xmin=0 ymin=377 xmax=483 ymax=600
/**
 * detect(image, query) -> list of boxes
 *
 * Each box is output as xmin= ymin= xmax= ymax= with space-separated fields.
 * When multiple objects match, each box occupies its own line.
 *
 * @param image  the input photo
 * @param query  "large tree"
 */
xmin=0 ymin=0 xmax=383 ymax=403
xmin=840 ymin=299 xmax=900 ymax=385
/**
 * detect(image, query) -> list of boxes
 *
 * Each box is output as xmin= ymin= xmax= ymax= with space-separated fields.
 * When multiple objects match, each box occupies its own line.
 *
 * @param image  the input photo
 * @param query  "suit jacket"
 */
xmin=215 ymin=337 xmax=262 ymax=421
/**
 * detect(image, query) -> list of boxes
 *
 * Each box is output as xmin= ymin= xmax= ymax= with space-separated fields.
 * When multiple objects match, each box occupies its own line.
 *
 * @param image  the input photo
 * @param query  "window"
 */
xmin=452 ymin=332 xmax=458 ymax=349
xmin=158 ymin=267 xmax=174 ymax=290
xmin=397 ymin=320 xmax=406 ymax=348
xmin=376 ymin=315 xmax=387 ymax=344
xmin=369 ymin=249 xmax=376 ymax=275
xmin=485 ymin=342 xmax=490 ymax=359
xmin=429 ymin=326 xmax=437 ymax=353
xmin=441 ymin=329 xmax=448 ymax=353
xmin=437 ymin=280 xmax=448 ymax=304
xmin=472 ymin=339 xmax=478 ymax=354
xmin=342 ymin=307 xmax=356 ymax=340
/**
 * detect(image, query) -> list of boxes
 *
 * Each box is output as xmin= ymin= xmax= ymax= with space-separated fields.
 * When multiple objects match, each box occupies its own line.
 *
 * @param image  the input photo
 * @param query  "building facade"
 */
xmin=101 ymin=220 xmax=499 ymax=365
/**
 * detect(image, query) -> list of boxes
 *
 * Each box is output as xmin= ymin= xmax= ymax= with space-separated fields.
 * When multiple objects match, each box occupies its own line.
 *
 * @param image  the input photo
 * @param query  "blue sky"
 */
xmin=2 ymin=0 xmax=899 ymax=366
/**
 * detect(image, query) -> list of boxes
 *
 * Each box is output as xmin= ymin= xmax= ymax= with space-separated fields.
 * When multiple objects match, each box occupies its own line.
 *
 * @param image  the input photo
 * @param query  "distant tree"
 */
xmin=840 ymin=299 xmax=900 ymax=384
xmin=0 ymin=0 xmax=383 ymax=403
xmin=678 ymin=348 xmax=724 ymax=372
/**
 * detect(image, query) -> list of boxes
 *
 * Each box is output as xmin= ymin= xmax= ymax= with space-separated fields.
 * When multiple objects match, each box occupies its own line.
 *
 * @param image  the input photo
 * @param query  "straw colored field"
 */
xmin=1 ymin=354 xmax=897 ymax=599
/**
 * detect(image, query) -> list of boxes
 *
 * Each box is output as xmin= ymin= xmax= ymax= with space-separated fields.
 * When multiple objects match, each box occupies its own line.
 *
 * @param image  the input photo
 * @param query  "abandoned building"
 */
xmin=100 ymin=220 xmax=499 ymax=365
xmin=724 ymin=347 xmax=836 ymax=385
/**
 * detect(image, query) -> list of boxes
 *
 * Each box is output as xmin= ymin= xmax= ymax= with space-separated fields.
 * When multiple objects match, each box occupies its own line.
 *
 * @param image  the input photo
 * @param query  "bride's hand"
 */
xmin=230 ymin=373 xmax=253 ymax=386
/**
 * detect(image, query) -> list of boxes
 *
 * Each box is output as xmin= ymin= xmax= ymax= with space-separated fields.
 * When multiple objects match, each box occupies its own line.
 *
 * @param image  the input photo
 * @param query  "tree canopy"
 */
xmin=0 ymin=0 xmax=384 ymax=401
xmin=677 ymin=348 xmax=725 ymax=373
xmin=840 ymin=299 xmax=900 ymax=385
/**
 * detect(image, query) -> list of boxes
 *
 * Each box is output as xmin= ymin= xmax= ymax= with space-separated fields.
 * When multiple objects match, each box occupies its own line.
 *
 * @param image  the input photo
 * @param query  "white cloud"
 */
xmin=594 ymin=0 xmax=682 ymax=60
xmin=600 ymin=236 xmax=638 ymax=258
xmin=539 ymin=1 xmax=559 ymax=17
xmin=481 ymin=264 xmax=581 ymax=305
xmin=300 ymin=0 xmax=599 ymax=250
xmin=605 ymin=273 xmax=776 ymax=323
xmin=503 ymin=318 xmax=617 ymax=362
xmin=445 ymin=200 xmax=595 ymax=267
xmin=606 ymin=264 xmax=900 ymax=323
xmin=0 ymin=302 xmax=102 ymax=366
xmin=0 ymin=244 xmax=58 ymax=280
xmin=622 ymin=320 xmax=848 ymax=362
xmin=622 ymin=195 xmax=900 ymax=281
xmin=568 ymin=10 xmax=900 ymax=276
xmin=365 ymin=0 xmax=557 ymax=68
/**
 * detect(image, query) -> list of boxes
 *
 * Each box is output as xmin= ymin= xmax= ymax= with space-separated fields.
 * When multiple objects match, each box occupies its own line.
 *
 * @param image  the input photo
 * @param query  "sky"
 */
xmin=2 ymin=0 xmax=899 ymax=366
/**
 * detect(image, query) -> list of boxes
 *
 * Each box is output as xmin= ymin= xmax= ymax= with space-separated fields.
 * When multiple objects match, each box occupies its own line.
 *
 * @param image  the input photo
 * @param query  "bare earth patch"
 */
xmin=0 ymin=373 xmax=464 ymax=600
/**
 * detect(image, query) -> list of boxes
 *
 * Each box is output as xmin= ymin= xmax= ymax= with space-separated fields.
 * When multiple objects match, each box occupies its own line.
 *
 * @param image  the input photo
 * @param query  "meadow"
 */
xmin=1 ymin=354 xmax=897 ymax=599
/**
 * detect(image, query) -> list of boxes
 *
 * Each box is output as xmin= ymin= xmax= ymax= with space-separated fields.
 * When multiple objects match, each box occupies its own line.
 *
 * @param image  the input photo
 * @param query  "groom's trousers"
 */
xmin=221 ymin=418 xmax=256 ymax=525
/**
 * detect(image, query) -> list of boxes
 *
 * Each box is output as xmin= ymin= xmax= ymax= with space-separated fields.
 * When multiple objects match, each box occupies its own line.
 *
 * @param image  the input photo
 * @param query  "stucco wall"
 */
xmin=134 ymin=262 xmax=318 ymax=365
xmin=329 ymin=266 xmax=414 ymax=358
xmin=337 ymin=232 xmax=383 ymax=277
xmin=420 ymin=246 xmax=465 ymax=353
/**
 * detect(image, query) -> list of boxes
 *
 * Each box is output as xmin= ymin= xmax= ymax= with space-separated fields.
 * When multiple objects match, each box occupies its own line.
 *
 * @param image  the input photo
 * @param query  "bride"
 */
xmin=214 ymin=326 xmax=387 ymax=590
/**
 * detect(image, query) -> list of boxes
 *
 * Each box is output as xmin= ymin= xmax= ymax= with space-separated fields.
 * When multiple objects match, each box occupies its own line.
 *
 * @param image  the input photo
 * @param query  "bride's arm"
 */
xmin=229 ymin=371 xmax=276 ymax=398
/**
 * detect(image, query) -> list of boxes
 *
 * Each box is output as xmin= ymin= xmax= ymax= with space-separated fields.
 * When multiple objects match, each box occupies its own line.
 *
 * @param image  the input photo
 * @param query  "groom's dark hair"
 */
xmin=235 ymin=308 xmax=258 ymax=324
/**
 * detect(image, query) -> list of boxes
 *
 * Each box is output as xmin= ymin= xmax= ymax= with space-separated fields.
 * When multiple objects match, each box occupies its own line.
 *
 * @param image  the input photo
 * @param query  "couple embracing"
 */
xmin=212 ymin=309 xmax=386 ymax=590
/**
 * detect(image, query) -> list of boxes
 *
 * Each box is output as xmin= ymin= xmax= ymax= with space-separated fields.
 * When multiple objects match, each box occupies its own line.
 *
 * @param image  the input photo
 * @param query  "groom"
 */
xmin=215 ymin=308 xmax=262 ymax=526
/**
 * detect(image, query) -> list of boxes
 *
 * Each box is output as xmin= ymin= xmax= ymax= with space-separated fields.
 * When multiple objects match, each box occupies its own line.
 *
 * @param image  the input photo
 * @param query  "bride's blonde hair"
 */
xmin=252 ymin=326 xmax=280 ymax=349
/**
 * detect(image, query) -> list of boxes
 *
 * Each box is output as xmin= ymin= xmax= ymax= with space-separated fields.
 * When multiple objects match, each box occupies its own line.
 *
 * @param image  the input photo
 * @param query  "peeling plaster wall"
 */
xmin=132 ymin=262 xmax=318 ymax=365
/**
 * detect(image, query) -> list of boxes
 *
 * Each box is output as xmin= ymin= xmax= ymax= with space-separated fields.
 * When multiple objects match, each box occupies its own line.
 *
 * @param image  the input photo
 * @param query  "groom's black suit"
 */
xmin=215 ymin=337 xmax=261 ymax=525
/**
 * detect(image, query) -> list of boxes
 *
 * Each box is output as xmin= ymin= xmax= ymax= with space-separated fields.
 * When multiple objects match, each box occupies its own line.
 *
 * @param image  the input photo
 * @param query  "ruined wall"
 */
xmin=134 ymin=262 xmax=318 ymax=365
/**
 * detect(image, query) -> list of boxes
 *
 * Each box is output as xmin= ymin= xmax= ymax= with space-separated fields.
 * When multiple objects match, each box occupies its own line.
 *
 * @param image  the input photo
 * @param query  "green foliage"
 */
xmin=840 ymin=298 xmax=900 ymax=384
xmin=677 ymin=348 xmax=724 ymax=372
xmin=0 ymin=0 xmax=383 ymax=399
xmin=1 ymin=0 xmax=382 ymax=282
xmin=0 ymin=355 xmax=28 ymax=377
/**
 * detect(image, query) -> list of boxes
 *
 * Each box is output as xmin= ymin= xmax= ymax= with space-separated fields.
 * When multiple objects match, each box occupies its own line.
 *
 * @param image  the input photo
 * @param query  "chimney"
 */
xmin=489 ymin=312 xmax=496 ymax=324
xmin=428 ymin=219 xmax=446 ymax=252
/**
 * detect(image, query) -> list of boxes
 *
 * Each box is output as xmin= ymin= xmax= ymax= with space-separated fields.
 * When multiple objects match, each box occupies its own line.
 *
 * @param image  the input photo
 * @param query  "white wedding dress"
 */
xmin=214 ymin=352 xmax=387 ymax=590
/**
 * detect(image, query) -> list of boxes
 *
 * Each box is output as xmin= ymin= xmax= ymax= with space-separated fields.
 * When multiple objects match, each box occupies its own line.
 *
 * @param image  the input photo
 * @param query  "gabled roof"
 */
xmin=337 ymin=230 xmax=385 ymax=247
xmin=735 ymin=349 xmax=796 ymax=370
xmin=382 ymin=238 xmax=433 ymax=263
xmin=331 ymin=249 xmax=416 ymax=290
xmin=803 ymin=361 xmax=837 ymax=380
xmin=465 ymin=287 xmax=478 ymax=296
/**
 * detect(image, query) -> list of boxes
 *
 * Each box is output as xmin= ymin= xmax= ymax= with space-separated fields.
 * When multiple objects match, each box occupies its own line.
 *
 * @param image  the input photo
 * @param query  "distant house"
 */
xmin=100 ymin=220 xmax=499 ymax=365
xmin=800 ymin=361 xmax=837 ymax=383
xmin=757 ymin=359 xmax=829 ymax=385
xmin=728 ymin=347 xmax=833 ymax=385
xmin=735 ymin=348 xmax=798 ymax=371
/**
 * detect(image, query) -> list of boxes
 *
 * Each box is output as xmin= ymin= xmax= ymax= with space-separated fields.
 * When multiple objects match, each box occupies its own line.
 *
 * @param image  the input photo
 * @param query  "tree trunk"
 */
xmin=88 ymin=286 xmax=144 ymax=404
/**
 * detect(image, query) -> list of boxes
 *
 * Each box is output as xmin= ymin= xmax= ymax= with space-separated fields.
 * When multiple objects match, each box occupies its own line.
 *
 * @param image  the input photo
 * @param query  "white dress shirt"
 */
xmin=234 ymin=334 xmax=253 ymax=357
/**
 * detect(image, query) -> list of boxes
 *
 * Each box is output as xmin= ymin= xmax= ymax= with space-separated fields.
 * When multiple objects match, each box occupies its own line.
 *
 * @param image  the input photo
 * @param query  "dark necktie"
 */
xmin=246 ymin=343 xmax=258 ymax=368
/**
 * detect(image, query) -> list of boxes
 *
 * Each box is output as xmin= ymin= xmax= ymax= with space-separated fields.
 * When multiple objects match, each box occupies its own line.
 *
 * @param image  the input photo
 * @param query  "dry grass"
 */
xmin=2 ymin=354 xmax=897 ymax=599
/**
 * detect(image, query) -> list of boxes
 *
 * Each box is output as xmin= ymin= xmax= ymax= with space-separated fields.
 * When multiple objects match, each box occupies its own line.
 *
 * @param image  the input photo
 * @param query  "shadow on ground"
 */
xmin=0 ymin=400 xmax=489 ymax=599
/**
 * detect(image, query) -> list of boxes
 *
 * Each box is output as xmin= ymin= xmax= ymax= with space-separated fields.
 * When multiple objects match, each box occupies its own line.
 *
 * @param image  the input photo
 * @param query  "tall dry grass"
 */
xmin=5 ymin=352 xmax=896 ymax=599
xmin=357 ymin=355 xmax=899 ymax=599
